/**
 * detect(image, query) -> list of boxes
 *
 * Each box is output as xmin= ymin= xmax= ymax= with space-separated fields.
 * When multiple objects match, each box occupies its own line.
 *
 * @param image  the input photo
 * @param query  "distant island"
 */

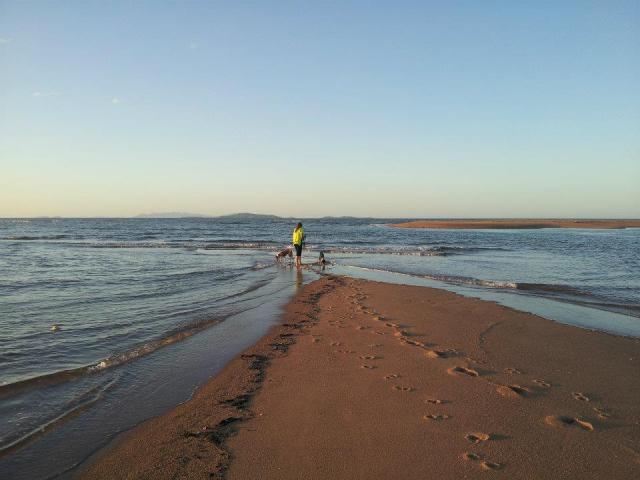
xmin=390 ymin=219 xmax=640 ymax=229
xmin=134 ymin=212 xmax=285 ymax=220
xmin=134 ymin=212 xmax=210 ymax=218
xmin=216 ymin=213 xmax=283 ymax=221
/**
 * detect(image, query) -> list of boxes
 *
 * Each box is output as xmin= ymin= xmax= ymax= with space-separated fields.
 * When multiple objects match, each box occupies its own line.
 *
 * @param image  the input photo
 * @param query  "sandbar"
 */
xmin=78 ymin=276 xmax=640 ymax=479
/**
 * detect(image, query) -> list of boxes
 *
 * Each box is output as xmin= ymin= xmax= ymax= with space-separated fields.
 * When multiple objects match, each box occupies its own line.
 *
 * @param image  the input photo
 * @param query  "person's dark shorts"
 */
xmin=294 ymin=244 xmax=302 ymax=257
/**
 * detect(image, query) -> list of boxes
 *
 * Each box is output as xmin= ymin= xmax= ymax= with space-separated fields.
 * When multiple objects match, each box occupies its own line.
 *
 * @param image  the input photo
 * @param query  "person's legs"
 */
xmin=295 ymin=244 xmax=302 ymax=268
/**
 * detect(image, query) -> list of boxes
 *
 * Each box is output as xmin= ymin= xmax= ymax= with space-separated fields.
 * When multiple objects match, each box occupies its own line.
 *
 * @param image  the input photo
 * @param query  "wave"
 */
xmin=1 ymin=235 xmax=504 ymax=257
xmin=313 ymin=245 xmax=504 ymax=256
xmin=0 ymin=317 xmax=222 ymax=399
xmin=75 ymin=242 xmax=175 ymax=249
xmin=2 ymin=238 xmax=283 ymax=251
xmin=0 ymin=376 xmax=118 ymax=457
xmin=0 ymin=267 xmax=283 ymax=398
xmin=420 ymin=274 xmax=586 ymax=295
xmin=251 ymin=261 xmax=276 ymax=271
xmin=343 ymin=266 xmax=640 ymax=317
xmin=514 ymin=283 xmax=584 ymax=294
xmin=346 ymin=266 xmax=583 ymax=294
xmin=1 ymin=235 xmax=73 ymax=240
xmin=198 ymin=241 xmax=280 ymax=250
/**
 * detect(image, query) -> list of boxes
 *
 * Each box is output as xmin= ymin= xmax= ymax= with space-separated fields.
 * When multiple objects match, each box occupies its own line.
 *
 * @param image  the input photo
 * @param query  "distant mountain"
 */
xmin=134 ymin=212 xmax=210 ymax=218
xmin=215 ymin=213 xmax=284 ymax=221
xmin=317 ymin=216 xmax=370 ymax=220
xmin=134 ymin=212 xmax=285 ymax=220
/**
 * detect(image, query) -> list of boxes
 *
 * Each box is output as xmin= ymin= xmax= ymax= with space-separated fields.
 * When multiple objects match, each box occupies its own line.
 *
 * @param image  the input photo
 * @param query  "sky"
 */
xmin=1 ymin=1 xmax=638 ymax=218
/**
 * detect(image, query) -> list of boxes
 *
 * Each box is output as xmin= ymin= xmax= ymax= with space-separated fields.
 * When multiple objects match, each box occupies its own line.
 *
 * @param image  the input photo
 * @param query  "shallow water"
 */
xmin=1 ymin=218 xmax=638 ymax=478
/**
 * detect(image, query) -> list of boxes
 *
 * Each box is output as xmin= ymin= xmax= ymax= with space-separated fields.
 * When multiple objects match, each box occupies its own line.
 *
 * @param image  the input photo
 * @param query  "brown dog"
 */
xmin=275 ymin=246 xmax=293 ymax=261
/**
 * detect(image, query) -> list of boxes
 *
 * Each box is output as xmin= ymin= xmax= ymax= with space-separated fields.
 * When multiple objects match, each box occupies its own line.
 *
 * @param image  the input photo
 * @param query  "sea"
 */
xmin=1 ymin=217 xmax=639 ymax=478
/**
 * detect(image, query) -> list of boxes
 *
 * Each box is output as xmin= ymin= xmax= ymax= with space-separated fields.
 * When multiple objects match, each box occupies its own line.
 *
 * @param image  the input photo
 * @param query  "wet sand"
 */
xmin=79 ymin=276 xmax=640 ymax=479
xmin=390 ymin=219 xmax=640 ymax=229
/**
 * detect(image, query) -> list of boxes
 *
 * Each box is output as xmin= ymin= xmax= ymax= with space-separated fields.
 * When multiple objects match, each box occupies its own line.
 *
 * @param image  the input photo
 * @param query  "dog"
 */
xmin=275 ymin=245 xmax=293 ymax=261
xmin=318 ymin=251 xmax=327 ymax=266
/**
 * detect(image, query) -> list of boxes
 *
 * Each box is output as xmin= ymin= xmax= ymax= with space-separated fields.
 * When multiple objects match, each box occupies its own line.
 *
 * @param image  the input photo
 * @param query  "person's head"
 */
xmin=295 ymin=222 xmax=302 ymax=230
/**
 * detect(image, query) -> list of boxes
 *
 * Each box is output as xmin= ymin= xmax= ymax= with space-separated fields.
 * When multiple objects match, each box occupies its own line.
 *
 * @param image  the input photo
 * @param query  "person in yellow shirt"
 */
xmin=292 ymin=222 xmax=305 ymax=268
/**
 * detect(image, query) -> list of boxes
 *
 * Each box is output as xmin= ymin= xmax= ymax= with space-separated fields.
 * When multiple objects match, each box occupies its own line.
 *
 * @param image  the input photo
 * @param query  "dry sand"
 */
xmin=390 ymin=219 xmax=640 ymax=229
xmin=79 ymin=276 xmax=640 ymax=479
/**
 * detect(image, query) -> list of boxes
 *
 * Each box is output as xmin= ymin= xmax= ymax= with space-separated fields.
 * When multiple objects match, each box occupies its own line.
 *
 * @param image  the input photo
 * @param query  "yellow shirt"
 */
xmin=292 ymin=227 xmax=304 ymax=245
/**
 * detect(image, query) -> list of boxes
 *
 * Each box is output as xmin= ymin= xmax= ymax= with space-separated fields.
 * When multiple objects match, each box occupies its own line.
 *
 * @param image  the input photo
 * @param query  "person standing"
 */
xmin=292 ymin=222 xmax=305 ymax=269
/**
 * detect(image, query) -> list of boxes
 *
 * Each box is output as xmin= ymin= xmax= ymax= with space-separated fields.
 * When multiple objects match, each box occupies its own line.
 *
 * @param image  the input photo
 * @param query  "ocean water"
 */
xmin=1 ymin=218 xmax=639 ymax=478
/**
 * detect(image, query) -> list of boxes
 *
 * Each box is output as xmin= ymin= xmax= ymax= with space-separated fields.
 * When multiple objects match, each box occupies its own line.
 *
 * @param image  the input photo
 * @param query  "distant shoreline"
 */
xmin=390 ymin=219 xmax=640 ymax=229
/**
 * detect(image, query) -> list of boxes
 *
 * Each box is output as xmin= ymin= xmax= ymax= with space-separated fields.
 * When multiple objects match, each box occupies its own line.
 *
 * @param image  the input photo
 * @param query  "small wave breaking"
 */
xmin=0 ymin=317 xmax=223 ymax=399
xmin=343 ymin=266 xmax=640 ymax=317
xmin=2 ymin=235 xmax=505 ymax=258
xmin=0 ymin=376 xmax=118 ymax=457
xmin=1 ymin=235 xmax=73 ymax=241
xmin=304 ymin=245 xmax=506 ymax=257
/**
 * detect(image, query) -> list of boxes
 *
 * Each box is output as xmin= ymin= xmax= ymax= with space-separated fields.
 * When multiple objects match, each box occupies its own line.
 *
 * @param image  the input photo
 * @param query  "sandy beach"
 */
xmin=390 ymin=219 xmax=640 ymax=229
xmin=78 ymin=276 xmax=640 ymax=479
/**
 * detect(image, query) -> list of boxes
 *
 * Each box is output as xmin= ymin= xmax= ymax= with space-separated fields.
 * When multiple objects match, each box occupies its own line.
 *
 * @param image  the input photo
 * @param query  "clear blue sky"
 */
xmin=1 ymin=1 xmax=638 ymax=217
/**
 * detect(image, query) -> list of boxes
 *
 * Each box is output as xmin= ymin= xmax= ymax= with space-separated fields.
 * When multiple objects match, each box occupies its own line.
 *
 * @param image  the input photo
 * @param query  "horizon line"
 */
xmin=2 ymin=215 xmax=639 ymax=220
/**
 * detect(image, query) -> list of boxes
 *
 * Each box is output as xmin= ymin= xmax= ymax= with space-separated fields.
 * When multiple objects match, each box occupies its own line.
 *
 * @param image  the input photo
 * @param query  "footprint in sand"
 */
xmin=373 ymin=331 xmax=387 ymax=336
xmin=534 ymin=379 xmax=551 ymax=388
xmin=356 ymin=325 xmax=370 ymax=330
xmin=462 ymin=452 xmax=483 ymax=461
xmin=448 ymin=366 xmax=479 ymax=378
xmin=425 ymin=349 xmax=457 ymax=359
xmin=359 ymin=355 xmax=378 ymax=360
xmin=373 ymin=315 xmax=385 ymax=322
xmin=423 ymin=413 xmax=451 ymax=421
xmin=369 ymin=343 xmax=383 ymax=348
xmin=361 ymin=364 xmax=376 ymax=369
xmin=392 ymin=385 xmax=414 ymax=392
xmin=593 ymin=407 xmax=611 ymax=419
xmin=395 ymin=335 xmax=424 ymax=347
xmin=496 ymin=384 xmax=530 ymax=399
xmin=481 ymin=461 xmax=503 ymax=471
xmin=393 ymin=330 xmax=410 ymax=337
xmin=330 ymin=341 xmax=343 ymax=347
xmin=425 ymin=350 xmax=445 ymax=359
xmin=572 ymin=392 xmax=590 ymax=402
xmin=504 ymin=367 xmax=522 ymax=374
xmin=465 ymin=433 xmax=491 ymax=444
xmin=466 ymin=356 xmax=487 ymax=365
xmin=462 ymin=452 xmax=503 ymax=470
xmin=385 ymin=322 xmax=401 ymax=328
xmin=544 ymin=415 xmax=594 ymax=431
xmin=425 ymin=398 xmax=448 ymax=405
xmin=337 ymin=349 xmax=356 ymax=354
xmin=384 ymin=374 xmax=400 ymax=380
